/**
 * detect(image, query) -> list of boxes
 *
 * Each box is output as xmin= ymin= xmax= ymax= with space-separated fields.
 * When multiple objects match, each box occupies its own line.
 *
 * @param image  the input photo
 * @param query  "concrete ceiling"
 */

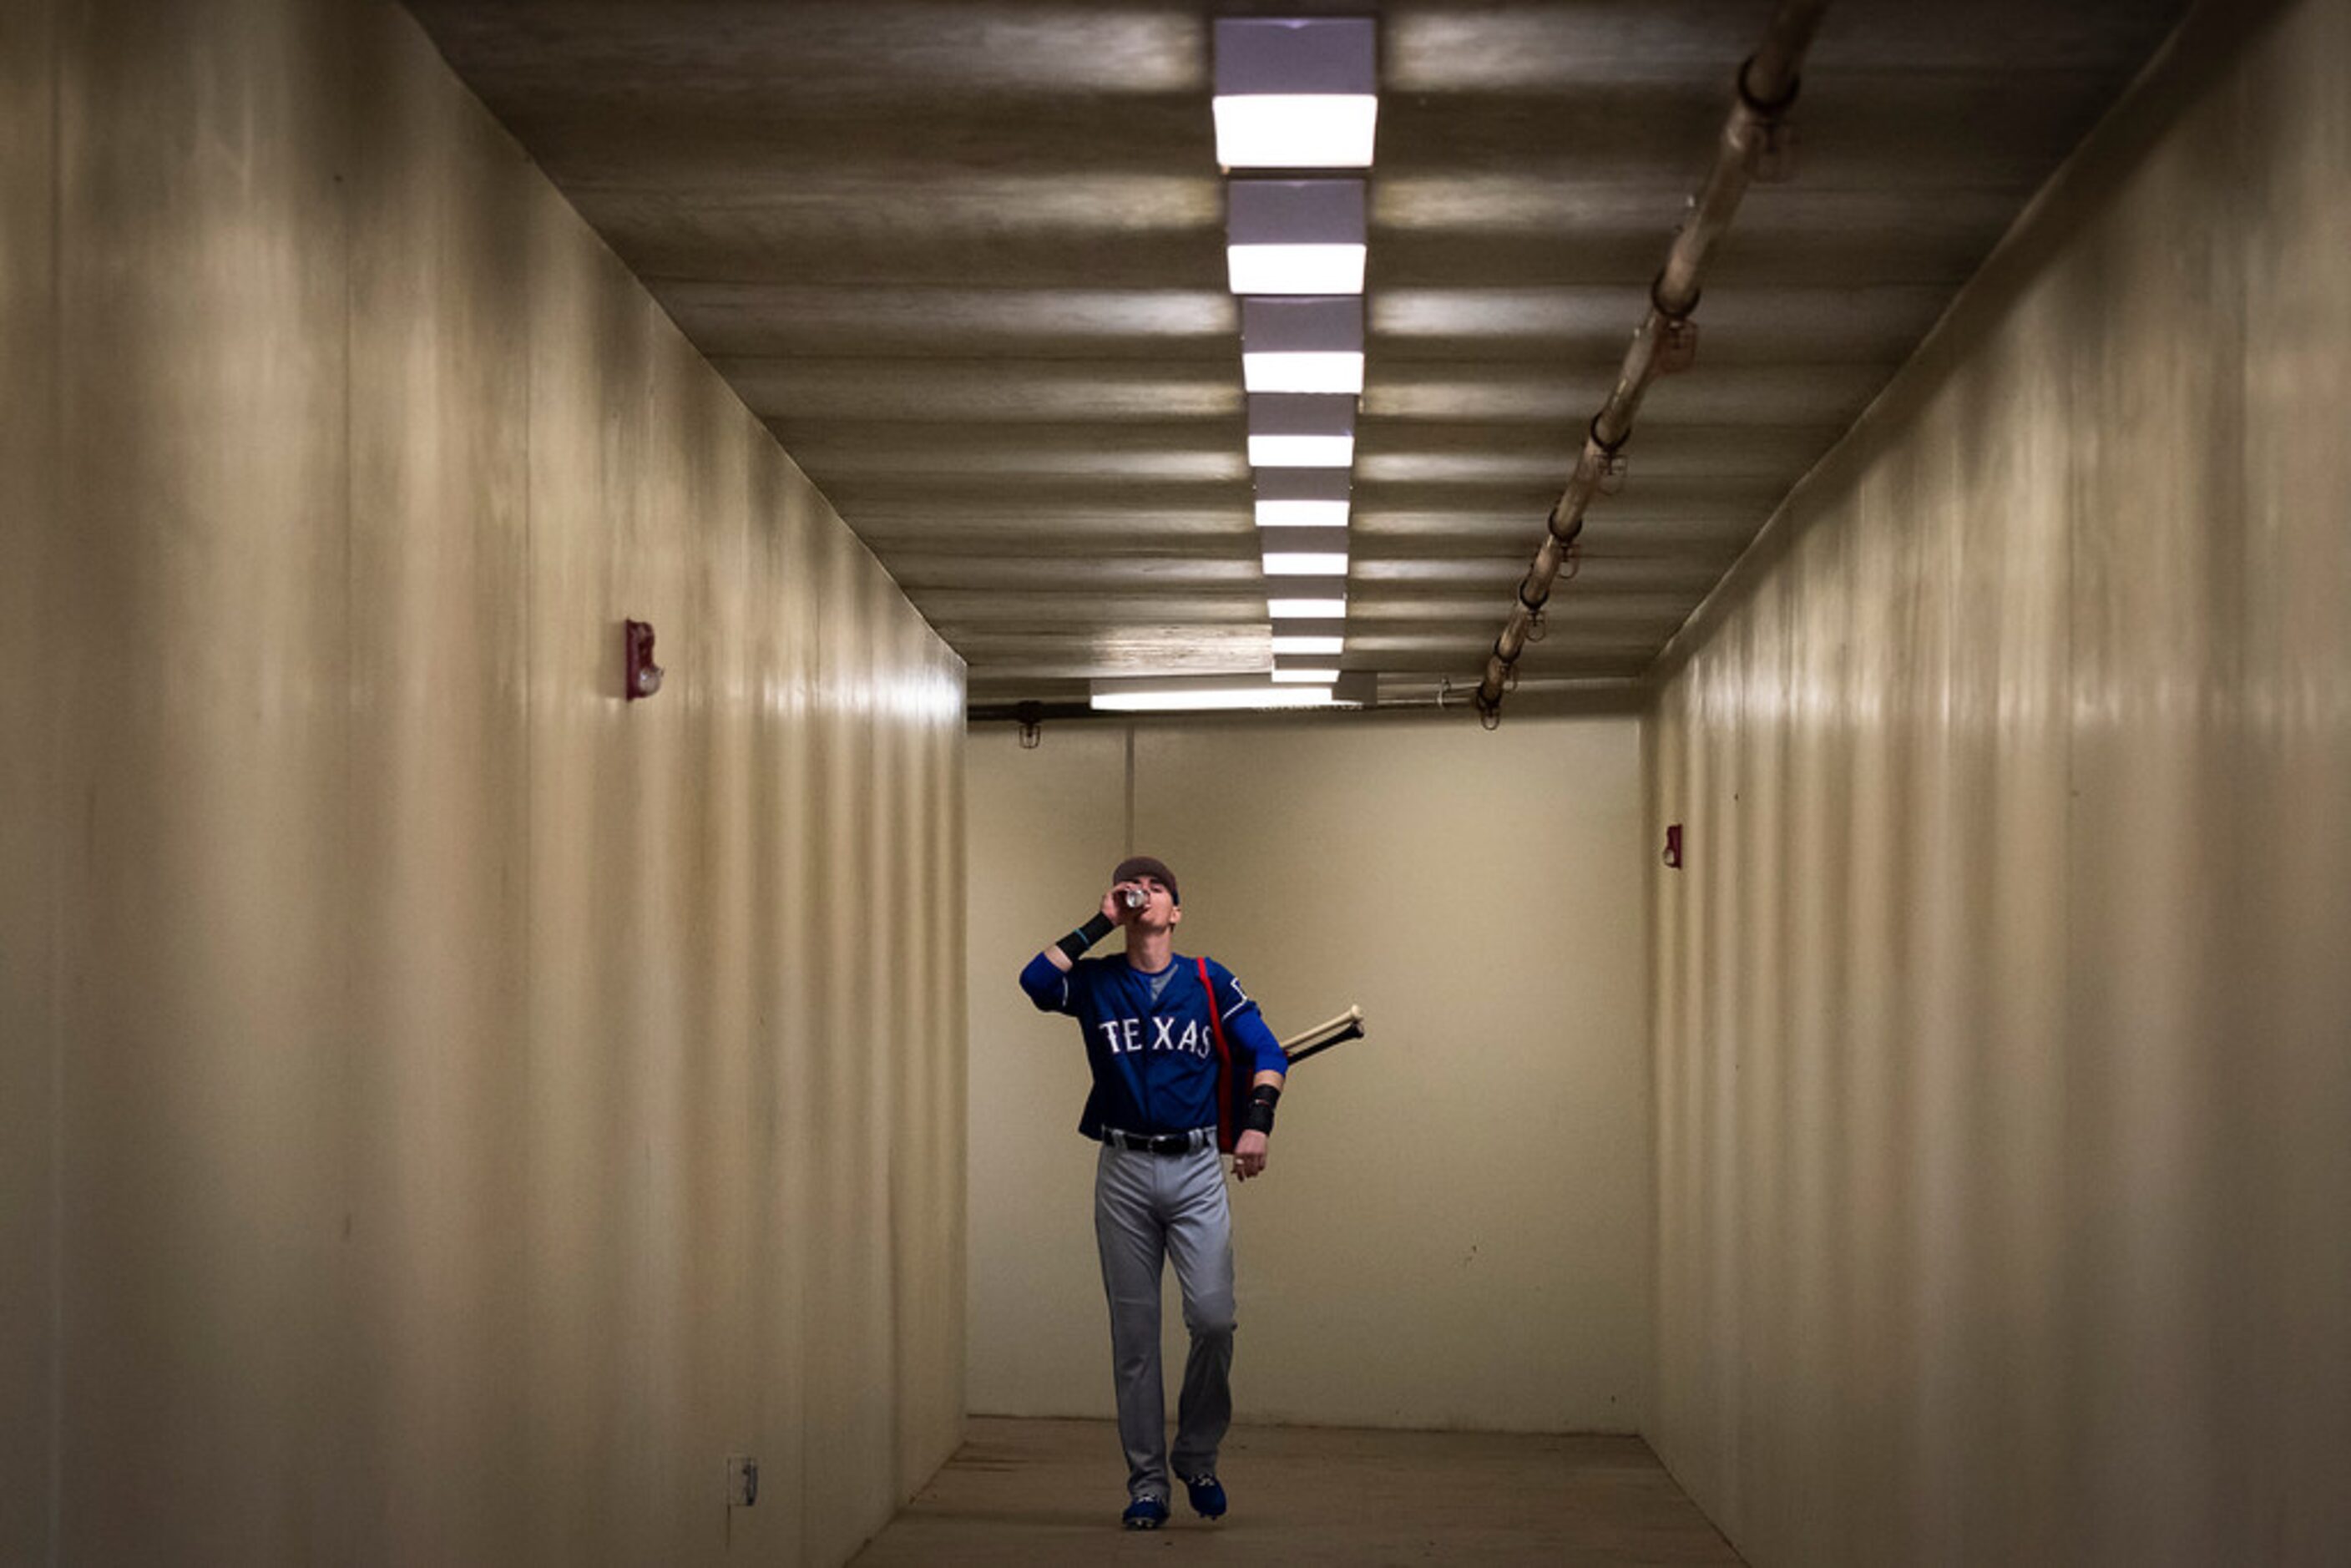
xmin=403 ymin=0 xmax=2189 ymax=717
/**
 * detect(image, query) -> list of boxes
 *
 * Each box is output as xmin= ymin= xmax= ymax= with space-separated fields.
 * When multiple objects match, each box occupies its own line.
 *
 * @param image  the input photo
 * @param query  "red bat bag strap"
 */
xmin=1199 ymin=956 xmax=1240 ymax=1153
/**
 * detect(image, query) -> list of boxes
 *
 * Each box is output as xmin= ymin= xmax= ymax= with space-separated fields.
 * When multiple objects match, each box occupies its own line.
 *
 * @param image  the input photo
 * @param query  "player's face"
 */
xmin=1130 ymin=877 xmax=1180 ymax=928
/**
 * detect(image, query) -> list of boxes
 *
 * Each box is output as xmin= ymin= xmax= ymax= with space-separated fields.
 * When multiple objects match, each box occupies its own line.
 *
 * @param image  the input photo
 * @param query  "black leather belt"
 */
xmin=1100 ymin=1128 xmax=1212 ymax=1155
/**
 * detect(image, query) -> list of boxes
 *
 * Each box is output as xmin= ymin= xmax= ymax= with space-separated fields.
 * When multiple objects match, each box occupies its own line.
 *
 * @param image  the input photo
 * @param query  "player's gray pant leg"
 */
xmin=1095 ymin=1144 xmax=1236 ymax=1500
xmin=1165 ymin=1150 xmax=1237 ymax=1479
xmin=1095 ymin=1146 xmax=1169 ymax=1500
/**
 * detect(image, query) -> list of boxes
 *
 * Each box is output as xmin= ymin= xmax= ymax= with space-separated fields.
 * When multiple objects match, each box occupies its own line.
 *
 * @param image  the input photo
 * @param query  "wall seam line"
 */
xmin=518 ymin=136 xmax=538 ymax=1499
xmin=336 ymin=45 xmax=358 ymax=1564
xmin=47 ymin=0 xmax=65 ymax=1555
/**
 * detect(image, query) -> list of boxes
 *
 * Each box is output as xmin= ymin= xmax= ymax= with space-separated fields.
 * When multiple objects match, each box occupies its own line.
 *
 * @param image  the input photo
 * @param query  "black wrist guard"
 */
xmin=1054 ymin=911 xmax=1116 ymax=963
xmin=1241 ymin=1083 xmax=1280 ymax=1136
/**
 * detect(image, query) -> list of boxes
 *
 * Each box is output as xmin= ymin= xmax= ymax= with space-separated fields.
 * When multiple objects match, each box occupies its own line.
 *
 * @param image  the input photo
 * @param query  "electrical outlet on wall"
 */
xmin=726 ymin=1455 xmax=759 ymax=1509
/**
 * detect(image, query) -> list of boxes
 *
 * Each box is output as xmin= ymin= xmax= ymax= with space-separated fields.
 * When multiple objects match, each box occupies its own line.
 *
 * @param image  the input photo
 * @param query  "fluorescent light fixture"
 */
xmin=1227 ymin=180 xmax=1368 ymax=295
xmin=1091 ymin=676 xmax=1343 ymax=712
xmin=1214 ymin=97 xmax=1378 ymax=169
xmin=1242 ymin=297 xmax=1363 ymax=395
xmin=1246 ymin=393 xmax=1356 ymax=468
xmin=1268 ymin=596 xmax=1347 ymax=619
xmin=1243 ymin=352 xmax=1364 ymax=395
xmin=1262 ymin=551 xmax=1350 ymax=576
xmin=1254 ymin=468 xmax=1351 ymax=529
xmin=1248 ymin=433 xmax=1353 ymax=467
xmin=1256 ymin=498 xmax=1351 ymax=528
xmin=1230 ymin=243 xmax=1367 ymax=296
xmin=1213 ymin=19 xmax=1379 ymax=169
xmin=1271 ymin=634 xmax=1343 ymax=655
xmin=1255 ymin=468 xmax=1352 ymax=527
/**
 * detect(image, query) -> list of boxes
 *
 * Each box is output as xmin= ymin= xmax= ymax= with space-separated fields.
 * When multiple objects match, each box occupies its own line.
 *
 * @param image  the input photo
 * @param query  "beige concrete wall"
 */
xmin=0 ymin=1 xmax=966 ymax=1563
xmin=1647 ymin=0 xmax=2351 ymax=1560
xmin=968 ymin=711 xmax=1652 ymax=1434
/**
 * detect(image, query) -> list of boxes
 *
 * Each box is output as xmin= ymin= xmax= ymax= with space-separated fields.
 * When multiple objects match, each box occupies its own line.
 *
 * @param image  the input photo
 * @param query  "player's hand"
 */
xmin=1232 ymin=1130 xmax=1268 ymax=1181
xmin=1103 ymin=883 xmax=1140 ymax=924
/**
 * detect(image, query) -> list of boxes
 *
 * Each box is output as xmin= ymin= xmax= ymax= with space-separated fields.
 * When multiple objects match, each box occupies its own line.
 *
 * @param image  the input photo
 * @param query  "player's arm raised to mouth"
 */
xmin=1019 ymin=888 xmax=1133 ymax=1013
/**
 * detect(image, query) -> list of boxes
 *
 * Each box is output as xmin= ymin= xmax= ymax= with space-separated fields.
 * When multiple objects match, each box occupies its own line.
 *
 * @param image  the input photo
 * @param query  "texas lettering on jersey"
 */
xmin=1095 ymin=1014 xmax=1216 ymax=1058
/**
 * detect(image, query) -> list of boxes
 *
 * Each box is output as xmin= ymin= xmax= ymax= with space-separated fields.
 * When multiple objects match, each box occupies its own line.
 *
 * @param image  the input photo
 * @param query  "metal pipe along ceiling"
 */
xmin=1474 ymin=0 xmax=1831 ymax=726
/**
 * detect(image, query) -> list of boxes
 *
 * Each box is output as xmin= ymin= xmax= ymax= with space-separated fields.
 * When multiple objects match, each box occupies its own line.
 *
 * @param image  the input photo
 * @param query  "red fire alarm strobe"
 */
xmin=1662 ymin=823 xmax=1683 ymax=869
xmin=624 ymin=620 xmax=663 ymax=701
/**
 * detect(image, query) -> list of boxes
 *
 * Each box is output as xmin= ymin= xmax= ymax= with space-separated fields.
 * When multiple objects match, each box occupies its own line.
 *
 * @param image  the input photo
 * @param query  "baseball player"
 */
xmin=1018 ymin=854 xmax=1288 ymax=1530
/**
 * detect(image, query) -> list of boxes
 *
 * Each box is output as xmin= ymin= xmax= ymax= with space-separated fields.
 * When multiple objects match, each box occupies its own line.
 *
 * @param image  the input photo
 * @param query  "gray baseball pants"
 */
xmin=1093 ymin=1139 xmax=1236 ymax=1502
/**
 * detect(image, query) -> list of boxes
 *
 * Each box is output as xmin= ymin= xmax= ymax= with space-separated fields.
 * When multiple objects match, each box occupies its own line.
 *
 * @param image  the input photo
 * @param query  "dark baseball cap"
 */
xmin=1112 ymin=855 xmax=1179 ymax=905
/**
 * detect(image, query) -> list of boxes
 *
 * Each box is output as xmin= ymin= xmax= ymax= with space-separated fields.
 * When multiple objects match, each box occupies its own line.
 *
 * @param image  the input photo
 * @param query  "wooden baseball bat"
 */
xmin=1277 ymin=1004 xmax=1365 ymax=1065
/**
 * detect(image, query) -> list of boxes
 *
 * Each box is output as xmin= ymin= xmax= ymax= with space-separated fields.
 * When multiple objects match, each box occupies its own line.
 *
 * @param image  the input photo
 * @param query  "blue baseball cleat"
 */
xmin=1122 ymin=1495 xmax=1170 ymax=1530
xmin=1183 ymin=1472 xmax=1228 ymax=1520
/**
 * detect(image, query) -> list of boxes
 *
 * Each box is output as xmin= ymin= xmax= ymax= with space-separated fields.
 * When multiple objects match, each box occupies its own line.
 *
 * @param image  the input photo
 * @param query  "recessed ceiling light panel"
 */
xmin=1247 ymin=434 xmax=1354 ymax=467
xmin=1091 ymin=676 xmax=1345 ymax=712
xmin=1241 ymin=353 xmax=1364 ymax=396
xmin=1212 ymin=97 xmax=1378 ymax=170
xmin=1262 ymin=551 xmax=1351 ymax=576
xmin=1255 ymin=468 xmax=1350 ymax=528
xmin=1213 ymin=19 xmax=1378 ymax=169
xmin=1246 ymin=392 xmax=1356 ymax=468
xmin=1227 ymin=180 xmax=1368 ymax=294
xmin=1256 ymin=498 xmax=1351 ymax=528
xmin=1271 ymin=633 xmax=1344 ymax=655
xmin=1242 ymin=298 xmax=1364 ymax=394
xmin=1267 ymin=595 xmax=1347 ymax=620
xmin=1230 ymin=243 xmax=1367 ymax=296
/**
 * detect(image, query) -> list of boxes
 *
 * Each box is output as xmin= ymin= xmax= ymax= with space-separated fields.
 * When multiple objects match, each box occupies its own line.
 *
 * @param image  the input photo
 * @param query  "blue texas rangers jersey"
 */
xmin=1019 ymin=950 xmax=1287 ymax=1145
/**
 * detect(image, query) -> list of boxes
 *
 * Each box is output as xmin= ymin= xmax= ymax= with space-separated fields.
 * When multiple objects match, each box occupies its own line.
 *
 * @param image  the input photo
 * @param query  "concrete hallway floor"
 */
xmin=848 ymin=1417 xmax=1746 ymax=1565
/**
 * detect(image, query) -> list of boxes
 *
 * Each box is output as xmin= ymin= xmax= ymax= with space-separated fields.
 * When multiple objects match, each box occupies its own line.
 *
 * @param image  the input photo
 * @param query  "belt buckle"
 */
xmin=1108 ymin=1127 xmax=1195 ymax=1153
